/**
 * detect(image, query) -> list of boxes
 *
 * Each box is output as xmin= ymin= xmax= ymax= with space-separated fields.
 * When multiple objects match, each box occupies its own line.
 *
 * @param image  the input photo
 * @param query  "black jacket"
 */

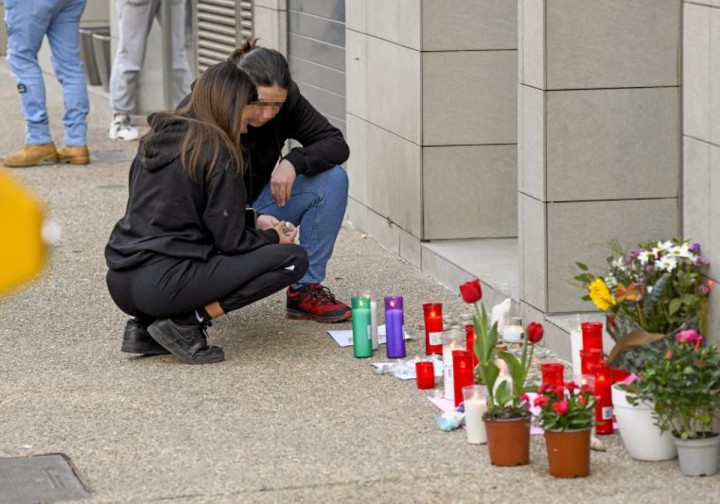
xmin=180 ymin=82 xmax=350 ymax=200
xmin=105 ymin=113 xmax=279 ymax=271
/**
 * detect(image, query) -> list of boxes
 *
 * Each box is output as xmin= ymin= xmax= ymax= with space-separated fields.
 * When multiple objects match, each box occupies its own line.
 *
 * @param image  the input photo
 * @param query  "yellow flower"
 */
xmin=589 ymin=278 xmax=617 ymax=311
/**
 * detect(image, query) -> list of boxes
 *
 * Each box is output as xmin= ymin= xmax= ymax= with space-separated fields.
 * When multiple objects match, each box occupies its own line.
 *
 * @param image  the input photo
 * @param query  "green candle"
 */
xmin=351 ymin=296 xmax=372 ymax=358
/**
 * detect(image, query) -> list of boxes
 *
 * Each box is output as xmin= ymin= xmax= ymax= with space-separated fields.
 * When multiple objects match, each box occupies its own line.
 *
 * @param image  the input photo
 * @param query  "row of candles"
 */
xmin=351 ymin=297 xmax=624 ymax=443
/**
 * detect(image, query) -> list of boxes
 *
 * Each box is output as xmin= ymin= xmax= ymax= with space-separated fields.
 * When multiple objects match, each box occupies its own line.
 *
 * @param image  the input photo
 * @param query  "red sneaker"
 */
xmin=286 ymin=284 xmax=352 ymax=323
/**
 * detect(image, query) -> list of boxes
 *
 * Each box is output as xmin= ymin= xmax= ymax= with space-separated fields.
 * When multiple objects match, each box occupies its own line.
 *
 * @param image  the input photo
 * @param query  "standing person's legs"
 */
xmin=165 ymin=0 xmax=192 ymax=106
xmin=107 ymin=244 xmax=308 ymax=362
xmin=46 ymin=0 xmax=90 ymax=164
xmin=3 ymin=0 xmax=58 ymax=167
xmin=108 ymin=0 xmax=156 ymax=140
xmin=251 ymin=166 xmax=351 ymax=322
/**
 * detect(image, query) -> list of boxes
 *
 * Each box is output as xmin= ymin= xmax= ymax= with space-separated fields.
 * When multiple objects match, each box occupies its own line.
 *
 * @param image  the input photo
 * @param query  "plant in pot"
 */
xmin=574 ymin=239 xmax=712 ymax=461
xmin=459 ymin=278 xmax=543 ymax=466
xmin=534 ymin=381 xmax=596 ymax=478
xmin=630 ymin=329 xmax=720 ymax=477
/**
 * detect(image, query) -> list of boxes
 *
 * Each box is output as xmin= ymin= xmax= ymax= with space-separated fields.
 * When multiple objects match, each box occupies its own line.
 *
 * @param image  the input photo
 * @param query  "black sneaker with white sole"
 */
xmin=147 ymin=319 xmax=225 ymax=364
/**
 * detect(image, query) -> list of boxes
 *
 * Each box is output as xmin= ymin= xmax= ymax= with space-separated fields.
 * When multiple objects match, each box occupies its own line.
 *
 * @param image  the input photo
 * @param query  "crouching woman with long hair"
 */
xmin=105 ymin=61 xmax=308 ymax=364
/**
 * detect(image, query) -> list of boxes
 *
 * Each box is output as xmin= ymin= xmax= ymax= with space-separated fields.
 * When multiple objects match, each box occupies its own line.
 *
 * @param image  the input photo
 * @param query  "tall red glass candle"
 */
xmin=423 ymin=303 xmax=443 ymax=355
xmin=580 ymin=348 xmax=602 ymax=375
xmin=465 ymin=323 xmax=479 ymax=367
xmin=610 ymin=367 xmax=631 ymax=384
xmin=581 ymin=321 xmax=604 ymax=352
xmin=452 ymin=350 xmax=474 ymax=407
xmin=415 ymin=361 xmax=435 ymax=390
xmin=592 ymin=360 xmax=613 ymax=435
xmin=541 ymin=363 xmax=565 ymax=387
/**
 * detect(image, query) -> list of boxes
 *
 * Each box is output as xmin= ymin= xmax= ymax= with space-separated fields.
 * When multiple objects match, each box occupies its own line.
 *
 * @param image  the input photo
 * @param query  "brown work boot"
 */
xmin=3 ymin=143 xmax=59 ymax=167
xmin=58 ymin=145 xmax=90 ymax=165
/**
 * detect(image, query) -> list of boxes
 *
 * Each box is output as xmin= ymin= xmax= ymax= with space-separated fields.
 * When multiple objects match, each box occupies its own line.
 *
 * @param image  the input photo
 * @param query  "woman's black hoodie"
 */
xmin=105 ymin=113 xmax=279 ymax=271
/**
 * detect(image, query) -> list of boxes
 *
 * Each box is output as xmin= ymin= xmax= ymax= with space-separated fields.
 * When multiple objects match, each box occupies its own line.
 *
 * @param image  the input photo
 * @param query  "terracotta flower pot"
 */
xmin=483 ymin=416 xmax=531 ymax=466
xmin=544 ymin=428 xmax=591 ymax=478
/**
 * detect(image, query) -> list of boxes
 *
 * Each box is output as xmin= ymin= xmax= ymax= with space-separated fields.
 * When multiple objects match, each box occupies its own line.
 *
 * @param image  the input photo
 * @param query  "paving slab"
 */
xmin=1 ymin=62 xmax=719 ymax=503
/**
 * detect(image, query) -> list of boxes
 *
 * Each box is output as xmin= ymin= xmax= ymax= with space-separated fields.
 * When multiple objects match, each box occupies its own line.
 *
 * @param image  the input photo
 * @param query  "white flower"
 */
xmin=669 ymin=244 xmax=692 ymax=259
xmin=657 ymin=240 xmax=674 ymax=251
xmin=638 ymin=250 xmax=654 ymax=265
xmin=605 ymin=275 xmax=617 ymax=288
xmin=656 ymin=255 xmax=678 ymax=272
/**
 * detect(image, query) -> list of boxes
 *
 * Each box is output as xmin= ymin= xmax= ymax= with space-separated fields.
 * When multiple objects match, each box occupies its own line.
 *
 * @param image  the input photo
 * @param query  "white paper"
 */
xmin=327 ymin=324 xmax=413 ymax=347
xmin=371 ymin=355 xmax=444 ymax=381
xmin=490 ymin=298 xmax=511 ymax=333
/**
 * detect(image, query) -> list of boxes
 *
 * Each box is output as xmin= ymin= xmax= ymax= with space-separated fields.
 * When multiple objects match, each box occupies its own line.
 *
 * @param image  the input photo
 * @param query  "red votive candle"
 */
xmin=452 ymin=350 xmax=474 ymax=407
xmin=580 ymin=348 xmax=602 ymax=375
xmin=423 ymin=303 xmax=443 ymax=355
xmin=592 ymin=360 xmax=613 ymax=435
xmin=541 ymin=363 xmax=565 ymax=387
xmin=581 ymin=321 xmax=604 ymax=352
xmin=415 ymin=361 xmax=435 ymax=390
xmin=465 ymin=323 xmax=479 ymax=368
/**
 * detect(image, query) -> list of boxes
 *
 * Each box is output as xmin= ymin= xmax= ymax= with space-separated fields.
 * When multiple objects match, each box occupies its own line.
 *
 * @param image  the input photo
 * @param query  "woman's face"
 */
xmin=247 ymin=84 xmax=288 ymax=128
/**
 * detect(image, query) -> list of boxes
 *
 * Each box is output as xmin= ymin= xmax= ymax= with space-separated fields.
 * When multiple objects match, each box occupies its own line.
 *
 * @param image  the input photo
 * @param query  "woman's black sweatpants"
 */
xmin=106 ymin=244 xmax=308 ymax=320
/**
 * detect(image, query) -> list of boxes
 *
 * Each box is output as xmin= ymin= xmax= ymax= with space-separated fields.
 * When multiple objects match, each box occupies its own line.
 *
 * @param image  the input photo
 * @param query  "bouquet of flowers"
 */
xmin=534 ymin=382 xmax=596 ymax=431
xmin=459 ymin=278 xmax=543 ymax=419
xmin=575 ymin=239 xmax=711 ymax=373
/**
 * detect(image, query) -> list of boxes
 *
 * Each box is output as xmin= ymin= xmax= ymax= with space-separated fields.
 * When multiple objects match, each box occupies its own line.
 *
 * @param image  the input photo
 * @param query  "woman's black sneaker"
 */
xmin=121 ymin=319 xmax=170 ymax=355
xmin=147 ymin=319 xmax=225 ymax=364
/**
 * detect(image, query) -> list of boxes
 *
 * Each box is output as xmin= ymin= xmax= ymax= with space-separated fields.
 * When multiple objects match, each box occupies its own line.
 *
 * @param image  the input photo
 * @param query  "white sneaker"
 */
xmin=109 ymin=114 xmax=139 ymax=141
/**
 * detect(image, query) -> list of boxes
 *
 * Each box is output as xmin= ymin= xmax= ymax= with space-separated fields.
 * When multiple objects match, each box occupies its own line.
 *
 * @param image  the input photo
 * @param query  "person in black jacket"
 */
xmin=175 ymin=39 xmax=351 ymax=327
xmin=105 ymin=60 xmax=308 ymax=364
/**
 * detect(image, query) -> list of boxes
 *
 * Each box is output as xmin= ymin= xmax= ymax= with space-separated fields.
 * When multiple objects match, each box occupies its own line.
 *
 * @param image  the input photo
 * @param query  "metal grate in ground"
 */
xmin=0 ymin=454 xmax=88 ymax=504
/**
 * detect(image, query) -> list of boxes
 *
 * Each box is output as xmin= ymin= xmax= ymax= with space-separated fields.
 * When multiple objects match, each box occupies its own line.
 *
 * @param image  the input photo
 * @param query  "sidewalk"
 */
xmin=0 ymin=63 xmax=716 ymax=503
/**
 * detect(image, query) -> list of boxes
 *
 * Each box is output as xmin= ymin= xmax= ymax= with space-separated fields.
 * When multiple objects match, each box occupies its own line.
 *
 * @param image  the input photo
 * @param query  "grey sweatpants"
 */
xmin=109 ymin=0 xmax=192 ymax=114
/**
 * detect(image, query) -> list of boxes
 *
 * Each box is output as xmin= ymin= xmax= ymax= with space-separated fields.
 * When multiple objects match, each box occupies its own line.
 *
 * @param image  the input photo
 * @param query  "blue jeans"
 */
xmin=5 ymin=0 xmax=89 ymax=146
xmin=252 ymin=165 xmax=349 ymax=286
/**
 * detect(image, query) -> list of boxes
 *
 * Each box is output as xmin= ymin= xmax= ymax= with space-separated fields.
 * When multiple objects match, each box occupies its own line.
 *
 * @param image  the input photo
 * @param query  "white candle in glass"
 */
xmin=463 ymin=388 xmax=488 ymax=444
xmin=442 ymin=340 xmax=458 ymax=401
xmin=570 ymin=323 xmax=582 ymax=379
xmin=370 ymin=300 xmax=379 ymax=350
xmin=502 ymin=317 xmax=523 ymax=343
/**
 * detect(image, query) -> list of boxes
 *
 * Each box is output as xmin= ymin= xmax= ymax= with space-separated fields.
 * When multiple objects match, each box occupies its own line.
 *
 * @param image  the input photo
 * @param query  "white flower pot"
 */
xmin=675 ymin=435 xmax=720 ymax=477
xmin=612 ymin=383 xmax=677 ymax=461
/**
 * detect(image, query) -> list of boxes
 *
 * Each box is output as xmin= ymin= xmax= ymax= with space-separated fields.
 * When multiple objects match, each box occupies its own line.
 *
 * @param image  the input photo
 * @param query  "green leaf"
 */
xmin=668 ymin=298 xmax=682 ymax=316
xmin=495 ymin=380 xmax=512 ymax=407
xmin=576 ymin=262 xmax=589 ymax=271
xmin=682 ymin=294 xmax=699 ymax=307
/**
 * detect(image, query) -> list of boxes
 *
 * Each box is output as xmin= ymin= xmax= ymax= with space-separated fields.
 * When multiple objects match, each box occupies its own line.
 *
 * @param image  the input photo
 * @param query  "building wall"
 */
xmin=683 ymin=0 xmax=720 ymax=342
xmin=518 ymin=0 xmax=682 ymax=315
xmin=345 ymin=0 xmax=518 ymax=270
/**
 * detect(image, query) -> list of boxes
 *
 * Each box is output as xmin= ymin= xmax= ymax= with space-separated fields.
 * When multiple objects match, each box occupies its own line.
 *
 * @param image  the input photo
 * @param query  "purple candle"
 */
xmin=384 ymin=296 xmax=406 ymax=358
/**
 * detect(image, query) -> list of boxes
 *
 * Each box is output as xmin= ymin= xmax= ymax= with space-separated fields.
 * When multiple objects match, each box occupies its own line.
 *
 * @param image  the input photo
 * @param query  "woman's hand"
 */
xmin=273 ymin=221 xmax=297 ymax=244
xmin=256 ymin=214 xmax=279 ymax=231
xmin=270 ymin=159 xmax=296 ymax=207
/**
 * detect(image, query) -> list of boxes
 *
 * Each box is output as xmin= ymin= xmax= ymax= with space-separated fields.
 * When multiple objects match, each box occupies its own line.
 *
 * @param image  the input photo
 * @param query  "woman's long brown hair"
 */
xmin=172 ymin=62 xmax=257 ymax=181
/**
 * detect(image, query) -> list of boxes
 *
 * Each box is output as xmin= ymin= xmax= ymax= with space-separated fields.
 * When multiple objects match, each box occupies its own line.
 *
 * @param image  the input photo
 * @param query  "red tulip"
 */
xmin=459 ymin=279 xmax=482 ymax=304
xmin=526 ymin=322 xmax=544 ymax=343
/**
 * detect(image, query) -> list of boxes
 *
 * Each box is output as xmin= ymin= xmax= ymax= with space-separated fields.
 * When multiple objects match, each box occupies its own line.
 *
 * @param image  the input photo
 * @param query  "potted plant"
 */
xmin=534 ymin=381 xmax=596 ymax=478
xmin=459 ymin=278 xmax=543 ymax=466
xmin=574 ymin=239 xmax=711 ymax=461
xmin=630 ymin=329 xmax=720 ymax=476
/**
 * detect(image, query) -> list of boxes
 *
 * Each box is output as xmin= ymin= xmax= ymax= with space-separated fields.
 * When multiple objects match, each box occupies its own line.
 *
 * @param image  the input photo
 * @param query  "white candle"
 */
xmin=570 ymin=326 xmax=582 ymax=378
xmin=442 ymin=341 xmax=457 ymax=401
xmin=502 ymin=324 xmax=523 ymax=343
xmin=370 ymin=300 xmax=379 ymax=350
xmin=464 ymin=393 xmax=488 ymax=444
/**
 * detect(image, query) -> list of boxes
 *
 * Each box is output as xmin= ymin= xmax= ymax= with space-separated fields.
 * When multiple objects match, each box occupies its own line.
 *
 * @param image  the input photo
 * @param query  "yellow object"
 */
xmin=589 ymin=278 xmax=617 ymax=312
xmin=0 ymin=168 xmax=47 ymax=296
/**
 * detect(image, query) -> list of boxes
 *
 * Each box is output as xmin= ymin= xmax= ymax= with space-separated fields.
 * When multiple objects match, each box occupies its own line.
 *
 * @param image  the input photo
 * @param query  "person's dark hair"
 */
xmin=168 ymin=62 xmax=258 ymax=181
xmin=228 ymin=37 xmax=292 ymax=89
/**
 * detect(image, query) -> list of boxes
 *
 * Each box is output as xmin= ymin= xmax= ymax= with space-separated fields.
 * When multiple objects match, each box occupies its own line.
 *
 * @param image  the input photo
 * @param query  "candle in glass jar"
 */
xmin=351 ymin=296 xmax=372 ymax=358
xmin=415 ymin=361 xmax=435 ymax=389
xmin=580 ymin=348 xmax=602 ymax=376
xmin=384 ymin=296 xmax=406 ymax=358
xmin=441 ymin=327 xmax=465 ymax=402
xmin=369 ymin=298 xmax=379 ymax=350
xmin=592 ymin=360 xmax=613 ymax=435
xmin=502 ymin=317 xmax=523 ymax=343
xmin=452 ymin=350 xmax=474 ymax=407
xmin=423 ymin=303 xmax=443 ymax=355
xmin=570 ymin=320 xmax=583 ymax=379
xmin=581 ymin=321 xmax=603 ymax=352
xmin=462 ymin=385 xmax=487 ymax=444
xmin=541 ymin=363 xmax=565 ymax=387
xmin=465 ymin=323 xmax=479 ymax=368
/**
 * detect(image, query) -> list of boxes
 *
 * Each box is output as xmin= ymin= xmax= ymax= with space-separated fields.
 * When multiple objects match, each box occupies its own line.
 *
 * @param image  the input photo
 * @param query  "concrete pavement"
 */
xmin=0 ymin=62 xmax=718 ymax=503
